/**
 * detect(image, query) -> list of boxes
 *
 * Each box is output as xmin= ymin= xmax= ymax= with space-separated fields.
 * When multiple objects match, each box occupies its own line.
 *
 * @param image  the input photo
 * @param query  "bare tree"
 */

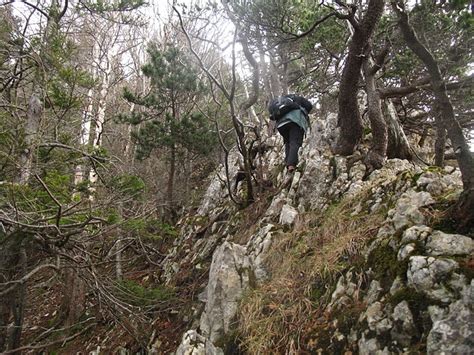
xmin=173 ymin=4 xmax=261 ymax=206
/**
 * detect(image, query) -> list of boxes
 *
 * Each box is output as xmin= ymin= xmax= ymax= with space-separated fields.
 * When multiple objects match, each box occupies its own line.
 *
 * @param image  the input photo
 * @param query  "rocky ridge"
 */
xmin=158 ymin=114 xmax=472 ymax=354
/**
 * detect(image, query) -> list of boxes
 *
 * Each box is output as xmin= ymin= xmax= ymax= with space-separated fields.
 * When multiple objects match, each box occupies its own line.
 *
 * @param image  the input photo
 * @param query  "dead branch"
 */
xmin=0 ymin=263 xmax=59 ymax=296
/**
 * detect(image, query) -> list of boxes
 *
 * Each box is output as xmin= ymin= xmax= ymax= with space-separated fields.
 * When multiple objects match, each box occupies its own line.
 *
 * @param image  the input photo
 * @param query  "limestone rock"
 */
xmin=246 ymin=224 xmax=274 ymax=282
xmin=407 ymin=256 xmax=458 ymax=302
xmin=358 ymin=334 xmax=382 ymax=355
xmin=401 ymin=225 xmax=432 ymax=244
xmin=329 ymin=271 xmax=357 ymax=310
xmin=425 ymin=230 xmax=474 ymax=256
xmin=365 ymin=280 xmax=383 ymax=304
xmin=175 ymin=330 xmax=223 ymax=355
xmin=279 ymin=204 xmax=298 ymax=226
xmin=200 ymin=242 xmax=250 ymax=343
xmin=390 ymin=276 xmax=405 ymax=295
xmin=390 ymin=301 xmax=417 ymax=348
xmin=427 ymin=281 xmax=474 ymax=354
xmin=390 ymin=191 xmax=435 ymax=231
xmin=398 ymin=243 xmax=416 ymax=261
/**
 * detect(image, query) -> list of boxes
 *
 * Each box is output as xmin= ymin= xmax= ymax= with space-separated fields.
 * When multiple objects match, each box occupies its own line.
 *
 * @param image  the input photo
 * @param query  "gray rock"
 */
xmin=391 ymin=191 xmax=435 ymax=231
xmin=246 ymin=224 xmax=274 ymax=282
xmin=425 ymin=230 xmax=474 ymax=256
xmin=200 ymin=242 xmax=250 ymax=343
xmin=398 ymin=243 xmax=416 ymax=261
xmin=265 ymin=196 xmax=286 ymax=218
xmin=358 ymin=334 xmax=381 ymax=355
xmin=365 ymin=302 xmax=384 ymax=332
xmin=427 ymin=281 xmax=474 ymax=354
xmin=401 ymin=225 xmax=432 ymax=244
xmin=428 ymin=305 xmax=447 ymax=323
xmin=390 ymin=276 xmax=405 ymax=295
xmin=375 ymin=317 xmax=393 ymax=335
xmin=390 ymin=301 xmax=417 ymax=348
xmin=175 ymin=330 xmax=223 ymax=355
xmin=407 ymin=256 xmax=459 ymax=302
xmin=197 ymin=152 xmax=239 ymax=218
xmin=279 ymin=204 xmax=298 ymax=226
xmin=329 ymin=272 xmax=357 ymax=310
xmin=366 ymin=280 xmax=383 ymax=304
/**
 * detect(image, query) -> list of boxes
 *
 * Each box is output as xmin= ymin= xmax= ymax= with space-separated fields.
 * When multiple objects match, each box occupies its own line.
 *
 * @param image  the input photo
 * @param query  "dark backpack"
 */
xmin=268 ymin=94 xmax=312 ymax=121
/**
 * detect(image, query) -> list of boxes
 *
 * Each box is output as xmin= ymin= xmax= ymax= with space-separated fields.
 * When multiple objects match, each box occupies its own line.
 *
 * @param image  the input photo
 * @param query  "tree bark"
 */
xmin=393 ymin=1 xmax=474 ymax=230
xmin=434 ymin=106 xmax=446 ymax=167
xmin=335 ymin=0 xmax=385 ymax=155
xmin=61 ymin=267 xmax=85 ymax=327
xmin=385 ymin=99 xmax=412 ymax=160
xmin=9 ymin=244 xmax=27 ymax=352
xmin=166 ymin=144 xmax=176 ymax=219
xmin=18 ymin=91 xmax=42 ymax=184
xmin=363 ymin=52 xmax=388 ymax=170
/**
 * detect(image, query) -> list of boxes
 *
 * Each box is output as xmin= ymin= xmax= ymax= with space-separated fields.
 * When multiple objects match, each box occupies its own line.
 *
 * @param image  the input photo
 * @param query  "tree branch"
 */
xmin=0 ymin=263 xmax=59 ymax=296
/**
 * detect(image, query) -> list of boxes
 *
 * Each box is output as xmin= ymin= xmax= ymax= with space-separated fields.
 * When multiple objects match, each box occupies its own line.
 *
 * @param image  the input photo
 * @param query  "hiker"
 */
xmin=268 ymin=94 xmax=313 ymax=173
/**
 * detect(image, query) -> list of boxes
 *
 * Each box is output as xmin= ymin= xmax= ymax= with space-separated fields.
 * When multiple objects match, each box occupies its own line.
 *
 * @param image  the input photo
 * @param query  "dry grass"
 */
xmin=237 ymin=188 xmax=386 ymax=354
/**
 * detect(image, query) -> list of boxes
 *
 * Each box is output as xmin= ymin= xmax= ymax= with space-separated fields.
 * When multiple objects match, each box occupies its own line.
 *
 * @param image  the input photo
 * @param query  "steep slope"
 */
xmin=160 ymin=113 xmax=473 ymax=354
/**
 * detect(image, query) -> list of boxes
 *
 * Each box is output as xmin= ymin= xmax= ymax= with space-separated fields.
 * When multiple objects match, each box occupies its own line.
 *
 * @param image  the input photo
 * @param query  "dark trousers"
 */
xmin=277 ymin=122 xmax=304 ymax=167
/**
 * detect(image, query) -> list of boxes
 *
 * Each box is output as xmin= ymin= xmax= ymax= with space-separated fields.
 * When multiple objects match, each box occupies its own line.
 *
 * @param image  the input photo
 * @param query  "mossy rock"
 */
xmin=367 ymin=240 xmax=409 ymax=289
xmin=214 ymin=329 xmax=244 ymax=354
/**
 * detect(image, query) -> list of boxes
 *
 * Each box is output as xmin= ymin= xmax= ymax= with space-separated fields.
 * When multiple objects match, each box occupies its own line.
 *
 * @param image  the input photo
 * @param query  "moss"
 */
xmin=116 ymin=279 xmax=175 ymax=306
xmin=399 ymin=170 xmax=421 ymax=185
xmin=367 ymin=241 xmax=409 ymax=289
xmin=423 ymin=166 xmax=444 ymax=174
xmin=214 ymin=329 xmax=244 ymax=354
xmin=387 ymin=287 xmax=437 ymax=348
xmin=457 ymin=256 xmax=474 ymax=283
xmin=335 ymin=304 xmax=361 ymax=335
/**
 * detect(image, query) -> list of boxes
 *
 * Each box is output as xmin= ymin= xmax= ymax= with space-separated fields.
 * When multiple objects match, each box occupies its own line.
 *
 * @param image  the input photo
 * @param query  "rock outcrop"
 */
xmin=162 ymin=113 xmax=472 ymax=354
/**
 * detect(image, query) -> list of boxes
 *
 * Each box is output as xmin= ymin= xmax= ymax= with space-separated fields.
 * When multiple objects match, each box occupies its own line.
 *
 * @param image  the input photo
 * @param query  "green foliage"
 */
xmin=80 ymin=0 xmax=146 ymax=13
xmin=367 ymin=240 xmax=409 ymax=289
xmin=109 ymin=174 xmax=145 ymax=198
xmin=119 ymin=44 xmax=217 ymax=160
xmin=105 ymin=208 xmax=121 ymax=224
xmin=117 ymin=279 xmax=175 ymax=307
xmin=123 ymin=218 xmax=178 ymax=240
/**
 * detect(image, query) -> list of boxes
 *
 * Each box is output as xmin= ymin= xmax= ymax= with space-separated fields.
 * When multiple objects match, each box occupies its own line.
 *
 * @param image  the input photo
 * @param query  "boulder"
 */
xmin=427 ymin=281 xmax=474 ymax=354
xmin=425 ymin=230 xmax=474 ymax=256
xmin=200 ymin=242 xmax=250 ymax=343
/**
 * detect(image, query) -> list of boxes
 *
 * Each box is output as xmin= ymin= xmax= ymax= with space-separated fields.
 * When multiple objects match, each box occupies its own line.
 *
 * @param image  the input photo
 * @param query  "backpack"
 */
xmin=268 ymin=94 xmax=312 ymax=121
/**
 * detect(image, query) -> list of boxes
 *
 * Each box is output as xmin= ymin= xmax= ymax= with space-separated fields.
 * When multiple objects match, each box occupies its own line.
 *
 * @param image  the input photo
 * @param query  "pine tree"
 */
xmin=118 ymin=44 xmax=216 ymax=219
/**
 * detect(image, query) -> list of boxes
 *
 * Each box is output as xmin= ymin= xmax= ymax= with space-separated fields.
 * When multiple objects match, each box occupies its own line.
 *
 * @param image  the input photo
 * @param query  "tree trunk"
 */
xmin=385 ymin=99 xmax=412 ymax=160
xmin=393 ymin=1 xmax=474 ymax=230
xmin=335 ymin=0 xmax=385 ymax=155
xmin=9 ymin=244 xmax=27 ymax=352
xmin=88 ymin=52 xmax=112 ymax=192
xmin=18 ymin=91 xmax=42 ymax=184
xmin=434 ymin=106 xmax=446 ymax=167
xmin=363 ymin=54 xmax=388 ymax=170
xmin=74 ymin=41 xmax=98 ymax=190
xmin=166 ymin=145 xmax=176 ymax=219
xmin=61 ymin=267 xmax=85 ymax=327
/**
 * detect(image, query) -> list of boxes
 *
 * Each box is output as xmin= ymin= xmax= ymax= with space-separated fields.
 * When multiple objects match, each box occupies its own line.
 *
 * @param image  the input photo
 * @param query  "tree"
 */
xmin=119 ymin=44 xmax=217 ymax=219
xmin=0 ymin=0 xmax=149 ymax=351
xmin=334 ymin=0 xmax=385 ymax=156
xmin=392 ymin=0 xmax=474 ymax=230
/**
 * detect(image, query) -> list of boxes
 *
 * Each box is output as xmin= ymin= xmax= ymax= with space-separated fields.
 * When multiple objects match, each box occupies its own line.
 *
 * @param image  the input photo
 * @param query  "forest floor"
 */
xmin=19 ymin=257 xmax=191 ymax=354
